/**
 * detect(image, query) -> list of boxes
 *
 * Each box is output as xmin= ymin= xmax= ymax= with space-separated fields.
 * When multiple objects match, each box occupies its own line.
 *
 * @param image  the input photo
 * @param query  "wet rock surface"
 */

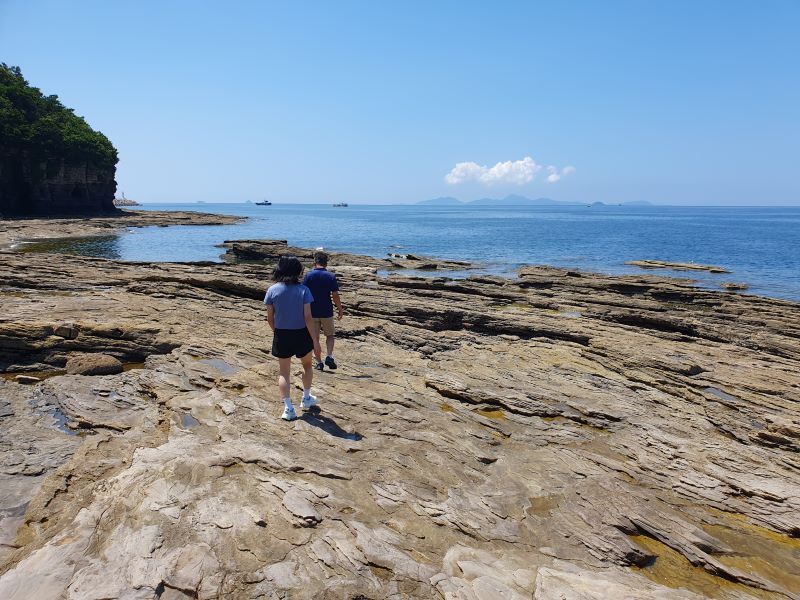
xmin=0 ymin=210 xmax=242 ymax=249
xmin=0 ymin=238 xmax=799 ymax=599
xmin=625 ymin=260 xmax=731 ymax=273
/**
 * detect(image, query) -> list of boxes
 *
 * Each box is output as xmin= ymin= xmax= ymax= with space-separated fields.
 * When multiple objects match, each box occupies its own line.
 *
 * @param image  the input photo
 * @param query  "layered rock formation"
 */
xmin=0 ymin=236 xmax=798 ymax=599
xmin=0 ymin=156 xmax=117 ymax=216
xmin=0 ymin=65 xmax=118 ymax=216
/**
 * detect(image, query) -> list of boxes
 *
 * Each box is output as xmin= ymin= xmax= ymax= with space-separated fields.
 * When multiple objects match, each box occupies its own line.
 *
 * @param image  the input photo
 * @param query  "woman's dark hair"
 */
xmin=272 ymin=255 xmax=304 ymax=284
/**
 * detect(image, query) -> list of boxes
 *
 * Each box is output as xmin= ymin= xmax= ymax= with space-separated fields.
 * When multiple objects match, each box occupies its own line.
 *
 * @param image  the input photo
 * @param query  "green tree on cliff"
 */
xmin=0 ymin=63 xmax=117 ymax=169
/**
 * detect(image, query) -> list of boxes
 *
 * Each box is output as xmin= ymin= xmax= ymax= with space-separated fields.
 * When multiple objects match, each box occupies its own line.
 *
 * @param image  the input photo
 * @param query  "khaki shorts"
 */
xmin=313 ymin=317 xmax=335 ymax=337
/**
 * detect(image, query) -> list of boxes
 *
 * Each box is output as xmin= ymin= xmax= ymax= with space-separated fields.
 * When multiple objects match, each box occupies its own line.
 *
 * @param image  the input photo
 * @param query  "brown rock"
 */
xmin=54 ymin=322 xmax=80 ymax=339
xmin=0 ymin=231 xmax=799 ymax=599
xmin=65 ymin=354 xmax=123 ymax=376
xmin=721 ymin=281 xmax=749 ymax=291
xmin=626 ymin=259 xmax=730 ymax=273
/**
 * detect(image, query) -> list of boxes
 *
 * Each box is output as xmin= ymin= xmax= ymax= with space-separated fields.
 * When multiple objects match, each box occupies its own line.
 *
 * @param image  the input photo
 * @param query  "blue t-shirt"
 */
xmin=264 ymin=283 xmax=314 ymax=329
xmin=302 ymin=268 xmax=340 ymax=318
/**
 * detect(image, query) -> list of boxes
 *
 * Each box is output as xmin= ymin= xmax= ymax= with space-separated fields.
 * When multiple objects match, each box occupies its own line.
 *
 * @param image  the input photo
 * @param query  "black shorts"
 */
xmin=271 ymin=328 xmax=314 ymax=359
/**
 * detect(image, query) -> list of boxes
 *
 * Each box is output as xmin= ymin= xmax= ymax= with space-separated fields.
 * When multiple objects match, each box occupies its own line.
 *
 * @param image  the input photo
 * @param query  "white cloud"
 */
xmin=546 ymin=165 xmax=576 ymax=183
xmin=445 ymin=161 xmax=489 ymax=185
xmin=445 ymin=156 xmax=574 ymax=185
xmin=445 ymin=156 xmax=541 ymax=185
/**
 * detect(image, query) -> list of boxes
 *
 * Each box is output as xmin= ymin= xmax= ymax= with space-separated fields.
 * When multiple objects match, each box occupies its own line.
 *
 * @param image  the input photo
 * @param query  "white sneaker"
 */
xmin=300 ymin=394 xmax=318 ymax=411
xmin=281 ymin=405 xmax=297 ymax=421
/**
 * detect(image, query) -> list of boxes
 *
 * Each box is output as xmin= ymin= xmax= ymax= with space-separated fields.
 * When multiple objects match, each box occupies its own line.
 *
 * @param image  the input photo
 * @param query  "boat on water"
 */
xmin=255 ymin=200 xmax=272 ymax=206
xmin=333 ymin=202 xmax=348 ymax=207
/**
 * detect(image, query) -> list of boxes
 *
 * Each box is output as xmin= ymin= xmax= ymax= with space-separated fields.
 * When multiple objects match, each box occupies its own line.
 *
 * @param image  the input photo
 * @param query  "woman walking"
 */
xmin=264 ymin=256 xmax=321 ymax=420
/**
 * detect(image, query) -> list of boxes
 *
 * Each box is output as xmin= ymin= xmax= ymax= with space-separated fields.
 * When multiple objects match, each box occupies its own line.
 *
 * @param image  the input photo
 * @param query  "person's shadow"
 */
xmin=301 ymin=407 xmax=362 ymax=441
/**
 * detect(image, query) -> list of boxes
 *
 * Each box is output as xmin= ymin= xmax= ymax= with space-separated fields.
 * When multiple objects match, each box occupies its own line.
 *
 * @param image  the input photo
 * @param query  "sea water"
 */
xmin=22 ymin=203 xmax=800 ymax=301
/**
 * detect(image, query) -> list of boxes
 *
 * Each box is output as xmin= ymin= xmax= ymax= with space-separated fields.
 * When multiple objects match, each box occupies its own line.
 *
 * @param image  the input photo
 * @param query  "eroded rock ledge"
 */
xmin=0 ymin=239 xmax=799 ymax=599
xmin=0 ymin=210 xmax=243 ymax=249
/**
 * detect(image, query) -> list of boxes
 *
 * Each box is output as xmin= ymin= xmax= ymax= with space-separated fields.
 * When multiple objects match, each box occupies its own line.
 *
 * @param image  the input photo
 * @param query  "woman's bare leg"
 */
xmin=300 ymin=352 xmax=313 ymax=391
xmin=278 ymin=357 xmax=292 ymax=400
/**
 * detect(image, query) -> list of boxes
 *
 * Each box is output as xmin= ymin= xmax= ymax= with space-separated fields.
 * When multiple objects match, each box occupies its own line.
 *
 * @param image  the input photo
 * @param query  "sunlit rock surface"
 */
xmin=0 ymin=237 xmax=798 ymax=599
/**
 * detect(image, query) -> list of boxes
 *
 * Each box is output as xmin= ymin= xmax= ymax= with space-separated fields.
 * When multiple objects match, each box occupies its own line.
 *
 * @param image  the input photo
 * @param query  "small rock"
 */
xmin=217 ymin=400 xmax=236 ymax=415
xmin=14 ymin=375 xmax=41 ymax=385
xmin=53 ymin=322 xmax=80 ymax=339
xmin=65 ymin=354 xmax=123 ymax=376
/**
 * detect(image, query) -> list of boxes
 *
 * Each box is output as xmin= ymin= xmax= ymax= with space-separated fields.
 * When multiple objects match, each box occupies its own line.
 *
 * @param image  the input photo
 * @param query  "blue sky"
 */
xmin=1 ymin=1 xmax=798 ymax=205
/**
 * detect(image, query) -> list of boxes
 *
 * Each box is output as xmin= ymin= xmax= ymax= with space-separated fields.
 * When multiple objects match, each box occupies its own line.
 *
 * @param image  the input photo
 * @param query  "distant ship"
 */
xmin=255 ymin=200 xmax=272 ymax=206
xmin=333 ymin=202 xmax=348 ymax=207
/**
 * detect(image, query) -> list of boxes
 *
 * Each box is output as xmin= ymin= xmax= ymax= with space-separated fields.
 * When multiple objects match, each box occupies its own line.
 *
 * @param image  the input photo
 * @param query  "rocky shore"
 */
xmin=0 ymin=227 xmax=799 ymax=599
xmin=0 ymin=210 xmax=242 ymax=249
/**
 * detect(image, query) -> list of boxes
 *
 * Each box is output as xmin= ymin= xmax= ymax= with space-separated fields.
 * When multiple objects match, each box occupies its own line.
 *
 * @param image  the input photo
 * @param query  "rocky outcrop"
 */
xmin=221 ymin=239 xmax=475 ymax=272
xmin=0 ymin=237 xmax=799 ymax=599
xmin=112 ymin=198 xmax=140 ymax=207
xmin=0 ymin=64 xmax=118 ymax=216
xmin=626 ymin=260 xmax=730 ymax=273
xmin=0 ymin=209 xmax=243 ymax=249
xmin=0 ymin=156 xmax=117 ymax=216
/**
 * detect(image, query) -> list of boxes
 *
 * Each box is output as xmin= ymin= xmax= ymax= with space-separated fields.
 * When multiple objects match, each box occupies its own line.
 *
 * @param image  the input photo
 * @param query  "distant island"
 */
xmin=418 ymin=194 xmax=652 ymax=207
xmin=0 ymin=64 xmax=118 ymax=216
xmin=417 ymin=196 xmax=464 ymax=206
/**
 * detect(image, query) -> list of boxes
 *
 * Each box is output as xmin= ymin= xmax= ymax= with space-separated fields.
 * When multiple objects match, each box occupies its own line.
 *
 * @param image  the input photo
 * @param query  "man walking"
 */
xmin=303 ymin=251 xmax=344 ymax=370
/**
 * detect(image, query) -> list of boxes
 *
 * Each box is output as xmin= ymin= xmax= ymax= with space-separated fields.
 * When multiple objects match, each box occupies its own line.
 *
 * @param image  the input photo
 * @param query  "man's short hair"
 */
xmin=314 ymin=251 xmax=329 ymax=266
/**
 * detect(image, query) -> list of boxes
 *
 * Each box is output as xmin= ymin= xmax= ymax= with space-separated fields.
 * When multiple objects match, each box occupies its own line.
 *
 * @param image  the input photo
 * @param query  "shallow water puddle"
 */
xmin=197 ymin=358 xmax=239 ymax=375
xmin=631 ymin=532 xmax=791 ymax=599
xmin=48 ymin=407 xmax=77 ymax=436
xmin=474 ymin=406 xmax=507 ymax=420
xmin=1 ymin=370 xmax=66 ymax=382
xmin=180 ymin=413 xmax=200 ymax=428
xmin=15 ymin=235 xmax=121 ymax=258
xmin=2 ymin=362 xmax=143 ymax=383
xmin=704 ymin=386 xmax=743 ymax=405
xmin=704 ymin=509 xmax=800 ymax=592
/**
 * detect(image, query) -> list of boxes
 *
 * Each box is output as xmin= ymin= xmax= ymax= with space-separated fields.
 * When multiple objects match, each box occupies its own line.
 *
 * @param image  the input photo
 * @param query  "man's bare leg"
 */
xmin=311 ymin=321 xmax=323 ymax=364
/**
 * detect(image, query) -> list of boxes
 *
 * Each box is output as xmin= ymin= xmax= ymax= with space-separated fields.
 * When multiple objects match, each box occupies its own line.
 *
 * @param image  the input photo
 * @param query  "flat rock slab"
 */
xmin=0 ymin=233 xmax=799 ymax=599
xmin=625 ymin=259 xmax=730 ymax=273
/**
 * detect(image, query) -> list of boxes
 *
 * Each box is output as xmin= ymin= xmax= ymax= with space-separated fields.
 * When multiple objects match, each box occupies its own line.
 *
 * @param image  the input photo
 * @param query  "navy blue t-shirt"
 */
xmin=302 ymin=267 xmax=339 ymax=318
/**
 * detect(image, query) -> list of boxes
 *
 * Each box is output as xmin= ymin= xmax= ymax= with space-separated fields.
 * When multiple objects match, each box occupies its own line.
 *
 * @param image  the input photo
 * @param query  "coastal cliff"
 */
xmin=0 ymin=65 xmax=118 ymax=216
xmin=0 ymin=235 xmax=799 ymax=598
